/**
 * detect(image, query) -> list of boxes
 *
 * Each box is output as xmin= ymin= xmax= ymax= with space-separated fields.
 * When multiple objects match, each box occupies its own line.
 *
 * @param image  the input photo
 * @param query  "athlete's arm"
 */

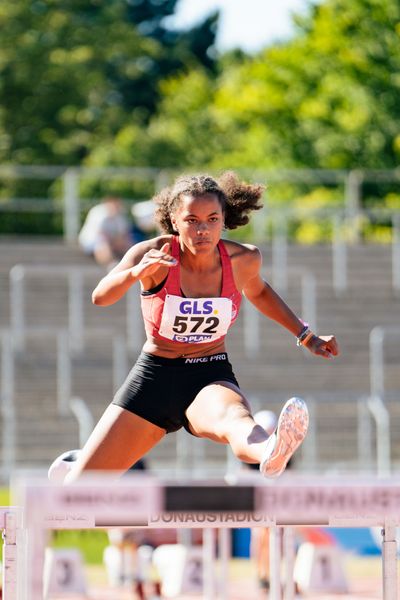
xmin=240 ymin=246 xmax=305 ymax=336
xmin=240 ymin=246 xmax=339 ymax=359
xmin=92 ymin=238 xmax=176 ymax=306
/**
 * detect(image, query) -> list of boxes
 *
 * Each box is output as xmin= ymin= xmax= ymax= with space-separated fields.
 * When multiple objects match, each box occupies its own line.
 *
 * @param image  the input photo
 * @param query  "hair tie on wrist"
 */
xmin=296 ymin=325 xmax=313 ymax=347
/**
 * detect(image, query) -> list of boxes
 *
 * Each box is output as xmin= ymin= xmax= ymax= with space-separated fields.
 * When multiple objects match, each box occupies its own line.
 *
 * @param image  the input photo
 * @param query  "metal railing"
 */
xmin=332 ymin=215 xmax=348 ymax=296
xmin=9 ymin=264 xmax=144 ymax=354
xmin=2 ymin=327 xmax=399 ymax=475
xmin=368 ymin=325 xmax=400 ymax=476
xmin=3 ymin=258 xmax=400 ymax=474
xmin=6 ymin=259 xmax=318 ymax=474
xmin=56 ymin=328 xmax=129 ymax=415
xmin=61 ymin=166 xmax=166 ymax=243
xmin=9 ymin=261 xmax=316 ymax=363
xmin=243 ymin=268 xmax=317 ymax=359
xmin=0 ymin=325 xmax=129 ymax=477
xmin=10 ymin=264 xmax=101 ymax=353
xmin=392 ymin=213 xmax=400 ymax=295
xmin=2 ymin=163 xmax=400 ymax=239
xmin=267 ymin=209 xmax=400 ymax=297
xmin=1 ymin=330 xmax=16 ymax=478
xmin=69 ymin=397 xmax=94 ymax=449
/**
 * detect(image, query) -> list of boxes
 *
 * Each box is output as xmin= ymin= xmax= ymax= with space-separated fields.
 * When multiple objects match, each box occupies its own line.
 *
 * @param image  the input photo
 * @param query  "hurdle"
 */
xmin=4 ymin=472 xmax=400 ymax=599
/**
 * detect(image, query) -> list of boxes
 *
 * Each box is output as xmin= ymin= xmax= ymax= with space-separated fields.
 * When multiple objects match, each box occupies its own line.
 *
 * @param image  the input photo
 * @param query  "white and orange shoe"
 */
xmin=48 ymin=449 xmax=80 ymax=483
xmin=260 ymin=397 xmax=309 ymax=478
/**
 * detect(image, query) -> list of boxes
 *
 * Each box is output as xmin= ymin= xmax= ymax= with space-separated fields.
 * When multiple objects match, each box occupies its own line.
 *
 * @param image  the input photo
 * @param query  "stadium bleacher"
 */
xmin=0 ymin=238 xmax=399 ymax=476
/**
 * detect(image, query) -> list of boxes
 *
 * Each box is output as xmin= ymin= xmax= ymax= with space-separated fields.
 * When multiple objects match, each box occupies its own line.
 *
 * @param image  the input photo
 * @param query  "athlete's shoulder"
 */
xmin=222 ymin=239 xmax=262 ymax=267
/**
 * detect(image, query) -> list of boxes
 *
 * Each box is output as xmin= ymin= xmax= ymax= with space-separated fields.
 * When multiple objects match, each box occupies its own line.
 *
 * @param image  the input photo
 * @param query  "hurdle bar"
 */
xmin=8 ymin=472 xmax=400 ymax=600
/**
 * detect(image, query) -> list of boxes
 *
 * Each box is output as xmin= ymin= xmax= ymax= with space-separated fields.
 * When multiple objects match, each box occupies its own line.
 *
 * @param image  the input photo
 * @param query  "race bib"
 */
xmin=158 ymin=295 xmax=233 ymax=344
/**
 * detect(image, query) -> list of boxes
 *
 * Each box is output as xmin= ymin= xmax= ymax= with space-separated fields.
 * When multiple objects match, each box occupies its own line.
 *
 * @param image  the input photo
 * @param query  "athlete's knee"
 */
xmin=215 ymin=400 xmax=252 ymax=438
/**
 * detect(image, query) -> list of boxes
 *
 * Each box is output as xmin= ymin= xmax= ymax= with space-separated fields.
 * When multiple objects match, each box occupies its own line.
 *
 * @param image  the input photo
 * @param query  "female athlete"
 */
xmin=59 ymin=171 xmax=339 ymax=484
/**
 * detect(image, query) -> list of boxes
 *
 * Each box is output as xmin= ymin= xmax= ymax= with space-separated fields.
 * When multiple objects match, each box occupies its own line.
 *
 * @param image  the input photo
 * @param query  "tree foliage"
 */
xmin=130 ymin=0 xmax=400 ymax=172
xmin=1 ymin=0 xmax=400 ymax=176
xmin=0 ymin=0 xmax=218 ymax=166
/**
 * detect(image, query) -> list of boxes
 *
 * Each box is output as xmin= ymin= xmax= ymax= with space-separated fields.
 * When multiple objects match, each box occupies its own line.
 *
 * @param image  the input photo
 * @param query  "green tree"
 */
xmin=86 ymin=68 xmax=223 ymax=169
xmin=133 ymin=0 xmax=400 ymax=174
xmin=210 ymin=0 xmax=400 ymax=170
xmin=0 ymin=0 xmax=219 ymax=167
xmin=0 ymin=0 xmax=159 ymax=165
xmin=288 ymin=0 xmax=400 ymax=169
xmin=109 ymin=1 xmax=219 ymax=116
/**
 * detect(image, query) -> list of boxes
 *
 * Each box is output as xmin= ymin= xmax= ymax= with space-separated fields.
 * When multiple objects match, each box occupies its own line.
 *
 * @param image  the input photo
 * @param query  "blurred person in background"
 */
xmin=78 ymin=196 xmax=134 ymax=270
xmin=58 ymin=171 xmax=338 ymax=485
xmin=131 ymin=199 xmax=157 ymax=240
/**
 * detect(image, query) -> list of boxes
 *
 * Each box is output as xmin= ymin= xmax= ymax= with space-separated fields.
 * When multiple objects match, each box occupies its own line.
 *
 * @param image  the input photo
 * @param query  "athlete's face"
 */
xmin=171 ymin=194 xmax=224 ymax=251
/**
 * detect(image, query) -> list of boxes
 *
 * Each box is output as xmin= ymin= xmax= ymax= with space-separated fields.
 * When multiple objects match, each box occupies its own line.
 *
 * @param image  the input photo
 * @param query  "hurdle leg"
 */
xmin=217 ymin=528 xmax=230 ymax=600
xmin=26 ymin=524 xmax=47 ymax=600
xmin=176 ymin=528 xmax=192 ymax=547
xmin=382 ymin=525 xmax=398 ymax=600
xmin=2 ymin=512 xmax=18 ymax=600
xmin=269 ymin=526 xmax=282 ymax=600
xmin=203 ymin=528 xmax=216 ymax=599
xmin=283 ymin=526 xmax=295 ymax=600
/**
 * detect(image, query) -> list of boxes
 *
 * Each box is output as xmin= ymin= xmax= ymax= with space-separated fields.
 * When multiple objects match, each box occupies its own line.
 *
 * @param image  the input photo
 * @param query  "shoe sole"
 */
xmin=260 ymin=397 xmax=309 ymax=478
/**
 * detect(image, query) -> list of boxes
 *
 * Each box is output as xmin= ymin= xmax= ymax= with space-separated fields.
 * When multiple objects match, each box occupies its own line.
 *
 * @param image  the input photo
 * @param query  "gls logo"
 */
xmin=179 ymin=300 xmax=213 ymax=315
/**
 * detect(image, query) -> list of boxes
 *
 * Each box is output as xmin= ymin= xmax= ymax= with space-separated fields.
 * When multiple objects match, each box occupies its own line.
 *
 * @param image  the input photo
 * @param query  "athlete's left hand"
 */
xmin=305 ymin=334 xmax=340 ymax=359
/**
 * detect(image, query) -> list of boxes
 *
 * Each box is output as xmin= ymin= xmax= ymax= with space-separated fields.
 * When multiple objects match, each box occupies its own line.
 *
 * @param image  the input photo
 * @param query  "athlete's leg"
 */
xmin=64 ymin=404 xmax=166 ymax=483
xmin=186 ymin=382 xmax=268 ymax=463
xmin=186 ymin=382 xmax=308 ymax=477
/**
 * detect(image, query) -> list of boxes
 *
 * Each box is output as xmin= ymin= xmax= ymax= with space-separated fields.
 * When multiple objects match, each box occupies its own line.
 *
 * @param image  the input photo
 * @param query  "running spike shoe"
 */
xmin=260 ymin=397 xmax=309 ymax=478
xmin=48 ymin=449 xmax=80 ymax=483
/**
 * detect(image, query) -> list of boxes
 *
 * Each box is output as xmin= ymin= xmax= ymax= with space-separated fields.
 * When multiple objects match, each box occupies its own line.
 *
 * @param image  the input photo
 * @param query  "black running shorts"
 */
xmin=112 ymin=351 xmax=239 ymax=434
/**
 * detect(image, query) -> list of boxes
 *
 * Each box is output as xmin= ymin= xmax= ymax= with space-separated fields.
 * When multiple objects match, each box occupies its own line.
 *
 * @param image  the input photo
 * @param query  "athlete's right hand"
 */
xmin=132 ymin=242 xmax=177 ymax=279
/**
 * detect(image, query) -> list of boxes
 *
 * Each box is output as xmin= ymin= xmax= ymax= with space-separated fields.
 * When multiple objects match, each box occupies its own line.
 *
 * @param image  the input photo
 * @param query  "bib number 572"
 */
xmin=172 ymin=315 xmax=219 ymax=334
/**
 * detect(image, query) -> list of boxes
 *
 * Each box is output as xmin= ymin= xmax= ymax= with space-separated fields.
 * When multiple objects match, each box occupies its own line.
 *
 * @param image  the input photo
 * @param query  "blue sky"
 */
xmin=168 ymin=0 xmax=312 ymax=53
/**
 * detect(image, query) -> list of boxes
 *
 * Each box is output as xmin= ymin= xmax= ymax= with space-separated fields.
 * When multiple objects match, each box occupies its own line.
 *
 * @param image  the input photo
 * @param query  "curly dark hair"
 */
xmin=153 ymin=171 xmax=264 ymax=234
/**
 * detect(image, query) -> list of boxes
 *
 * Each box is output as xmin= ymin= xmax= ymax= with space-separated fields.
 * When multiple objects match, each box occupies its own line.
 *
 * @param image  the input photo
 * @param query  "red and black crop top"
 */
xmin=140 ymin=236 xmax=242 ymax=345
